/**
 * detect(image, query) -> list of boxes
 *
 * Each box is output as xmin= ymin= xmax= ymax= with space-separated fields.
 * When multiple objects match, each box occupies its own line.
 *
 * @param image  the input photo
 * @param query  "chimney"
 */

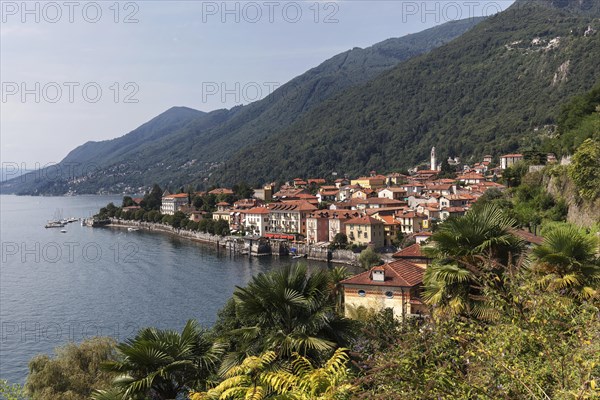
xmin=371 ymin=265 xmax=385 ymax=282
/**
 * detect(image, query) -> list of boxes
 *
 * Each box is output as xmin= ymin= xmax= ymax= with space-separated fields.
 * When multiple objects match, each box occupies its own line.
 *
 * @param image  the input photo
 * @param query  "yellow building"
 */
xmin=345 ymin=215 xmax=385 ymax=248
xmin=350 ymin=174 xmax=387 ymax=189
xmin=341 ymin=260 xmax=427 ymax=319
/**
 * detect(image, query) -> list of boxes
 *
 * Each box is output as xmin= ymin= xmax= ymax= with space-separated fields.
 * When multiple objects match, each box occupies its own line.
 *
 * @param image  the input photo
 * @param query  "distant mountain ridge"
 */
xmin=1 ymin=17 xmax=485 ymax=194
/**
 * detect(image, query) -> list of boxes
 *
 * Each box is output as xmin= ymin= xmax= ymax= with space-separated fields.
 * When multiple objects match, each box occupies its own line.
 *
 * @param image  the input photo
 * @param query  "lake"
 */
xmin=0 ymin=195 xmax=329 ymax=383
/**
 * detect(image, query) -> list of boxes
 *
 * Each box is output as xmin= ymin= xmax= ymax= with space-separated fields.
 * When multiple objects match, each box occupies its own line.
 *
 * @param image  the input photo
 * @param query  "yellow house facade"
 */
xmin=341 ymin=260 xmax=427 ymax=319
xmin=344 ymin=215 xmax=385 ymax=248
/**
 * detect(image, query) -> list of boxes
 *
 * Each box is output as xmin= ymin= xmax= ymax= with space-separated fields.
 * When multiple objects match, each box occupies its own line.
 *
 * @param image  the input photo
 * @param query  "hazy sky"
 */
xmin=1 ymin=0 xmax=515 ymax=167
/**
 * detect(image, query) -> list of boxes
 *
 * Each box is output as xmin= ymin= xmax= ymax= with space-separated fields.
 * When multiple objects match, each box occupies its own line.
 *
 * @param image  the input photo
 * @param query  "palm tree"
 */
xmin=423 ymin=204 xmax=525 ymax=320
xmin=189 ymin=348 xmax=354 ymax=400
xmin=327 ymin=266 xmax=350 ymax=314
xmin=96 ymin=320 xmax=225 ymax=400
xmin=227 ymin=265 xmax=354 ymax=365
xmin=530 ymin=224 xmax=599 ymax=300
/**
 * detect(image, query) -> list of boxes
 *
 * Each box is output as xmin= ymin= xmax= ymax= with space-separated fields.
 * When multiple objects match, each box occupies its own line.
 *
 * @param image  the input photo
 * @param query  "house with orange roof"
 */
xmin=413 ymin=231 xmax=433 ymax=244
xmin=387 ymin=172 xmax=408 ymax=186
xmin=397 ymin=210 xmax=426 ymax=234
xmin=392 ymin=243 xmax=431 ymax=268
xmin=306 ymin=211 xmax=331 ymax=244
xmin=307 ymin=178 xmax=326 ymax=186
xmin=401 ymin=182 xmax=425 ymax=195
xmin=316 ymin=188 xmax=340 ymax=203
xmin=345 ymin=215 xmax=385 ymax=248
xmin=340 ymin=260 xmax=427 ymax=319
xmin=424 ymin=183 xmax=454 ymax=196
xmin=334 ymin=178 xmax=350 ymax=188
xmin=160 ymin=193 xmax=189 ymax=215
xmin=273 ymin=188 xmax=309 ymax=200
xmin=439 ymin=194 xmax=474 ymax=209
xmin=243 ymin=207 xmax=270 ymax=236
xmin=327 ymin=211 xmax=360 ymax=242
xmin=293 ymin=178 xmax=308 ymax=188
xmin=500 ymin=153 xmax=524 ymax=169
xmin=457 ymin=172 xmax=485 ymax=185
xmin=378 ymin=187 xmax=408 ymax=200
xmin=440 ymin=206 xmax=467 ymax=220
xmin=372 ymin=214 xmax=402 ymax=246
xmin=350 ymin=174 xmax=387 ymax=189
xmin=267 ymin=200 xmax=317 ymax=236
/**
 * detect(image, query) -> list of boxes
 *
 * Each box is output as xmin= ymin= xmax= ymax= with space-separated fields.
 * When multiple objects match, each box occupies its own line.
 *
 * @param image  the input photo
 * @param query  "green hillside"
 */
xmin=214 ymin=0 xmax=600 ymax=185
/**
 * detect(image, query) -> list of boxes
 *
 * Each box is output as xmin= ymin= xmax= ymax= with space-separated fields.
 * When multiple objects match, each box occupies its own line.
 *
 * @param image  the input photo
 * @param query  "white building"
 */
xmin=242 ymin=207 xmax=270 ymax=236
xmin=160 ymin=193 xmax=189 ymax=215
xmin=500 ymin=154 xmax=524 ymax=169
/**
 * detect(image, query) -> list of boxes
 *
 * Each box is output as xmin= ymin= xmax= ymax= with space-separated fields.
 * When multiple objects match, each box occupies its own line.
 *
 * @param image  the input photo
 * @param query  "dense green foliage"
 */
xmin=569 ymin=138 xmax=600 ymax=200
xmin=24 ymin=337 xmax=117 ymax=400
xmin=551 ymin=83 xmax=600 ymax=154
xmin=94 ymin=320 xmax=224 ymax=400
xmin=220 ymin=265 xmax=355 ymax=372
xmin=0 ymin=381 xmax=27 ymax=400
xmin=357 ymin=248 xmax=382 ymax=270
xmin=423 ymin=204 xmax=526 ymax=321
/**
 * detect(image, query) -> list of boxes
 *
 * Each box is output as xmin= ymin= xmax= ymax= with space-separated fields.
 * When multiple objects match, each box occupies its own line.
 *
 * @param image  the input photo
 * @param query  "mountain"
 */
xmin=1 ymin=17 xmax=485 ymax=195
xmin=212 ymin=0 xmax=600 ymax=185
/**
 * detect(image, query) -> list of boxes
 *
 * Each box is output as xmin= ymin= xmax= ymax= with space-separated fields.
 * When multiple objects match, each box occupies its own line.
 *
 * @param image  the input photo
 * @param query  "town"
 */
xmin=102 ymin=148 xmax=554 ymax=320
xmin=150 ymin=149 xmax=540 ymax=248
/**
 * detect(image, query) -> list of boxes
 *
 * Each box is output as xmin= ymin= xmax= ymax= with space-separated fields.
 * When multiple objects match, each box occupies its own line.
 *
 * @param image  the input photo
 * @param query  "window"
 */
xmin=358 ymin=290 xmax=366 ymax=297
xmin=385 ymin=291 xmax=394 ymax=299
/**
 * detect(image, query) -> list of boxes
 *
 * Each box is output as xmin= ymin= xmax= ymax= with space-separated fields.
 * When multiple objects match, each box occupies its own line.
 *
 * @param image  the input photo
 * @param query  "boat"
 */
xmin=127 ymin=227 xmax=140 ymax=232
xmin=60 ymin=229 xmax=67 ymax=233
xmin=45 ymin=221 xmax=65 ymax=228
xmin=292 ymin=254 xmax=303 ymax=259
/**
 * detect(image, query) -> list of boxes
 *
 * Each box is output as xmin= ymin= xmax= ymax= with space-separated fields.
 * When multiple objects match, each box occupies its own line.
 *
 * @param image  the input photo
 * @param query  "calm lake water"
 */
xmin=0 ymin=195 xmax=329 ymax=384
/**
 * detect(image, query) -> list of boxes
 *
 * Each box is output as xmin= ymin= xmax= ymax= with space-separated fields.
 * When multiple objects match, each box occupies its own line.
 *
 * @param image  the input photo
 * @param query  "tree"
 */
xmin=232 ymin=182 xmax=254 ymax=200
xmin=530 ymin=224 xmax=599 ymax=300
xmin=25 ymin=337 xmax=117 ymax=400
xmin=502 ymin=161 xmax=529 ymax=188
xmin=98 ymin=320 xmax=225 ymax=400
xmin=423 ymin=204 xmax=525 ymax=320
xmin=122 ymin=196 xmax=135 ymax=207
xmin=141 ymin=184 xmax=163 ymax=211
xmin=228 ymin=265 xmax=354 ymax=365
xmin=330 ymin=233 xmax=348 ymax=250
xmin=189 ymin=348 xmax=355 ymax=400
xmin=172 ymin=211 xmax=187 ymax=229
xmin=568 ymin=138 xmax=600 ymax=200
xmin=358 ymin=248 xmax=381 ymax=271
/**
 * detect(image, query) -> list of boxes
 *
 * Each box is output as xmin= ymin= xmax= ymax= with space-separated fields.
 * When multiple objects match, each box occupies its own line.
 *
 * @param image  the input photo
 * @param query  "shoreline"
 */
xmin=106 ymin=219 xmax=228 ymax=247
xmin=102 ymin=219 xmax=360 ymax=266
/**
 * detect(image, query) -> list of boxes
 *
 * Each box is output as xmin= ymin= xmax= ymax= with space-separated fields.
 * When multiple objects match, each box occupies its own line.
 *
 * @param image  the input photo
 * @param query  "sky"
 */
xmin=0 ymin=0 xmax=515 ymax=168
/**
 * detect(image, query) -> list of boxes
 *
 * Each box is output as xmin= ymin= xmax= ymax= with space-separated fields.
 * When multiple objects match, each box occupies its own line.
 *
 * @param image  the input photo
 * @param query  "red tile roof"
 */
xmin=345 ymin=215 xmax=384 ymax=225
xmin=393 ymin=243 xmax=424 ymax=258
xmin=245 ymin=207 xmax=270 ymax=215
xmin=341 ymin=259 xmax=424 ymax=287
xmin=269 ymin=200 xmax=317 ymax=212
